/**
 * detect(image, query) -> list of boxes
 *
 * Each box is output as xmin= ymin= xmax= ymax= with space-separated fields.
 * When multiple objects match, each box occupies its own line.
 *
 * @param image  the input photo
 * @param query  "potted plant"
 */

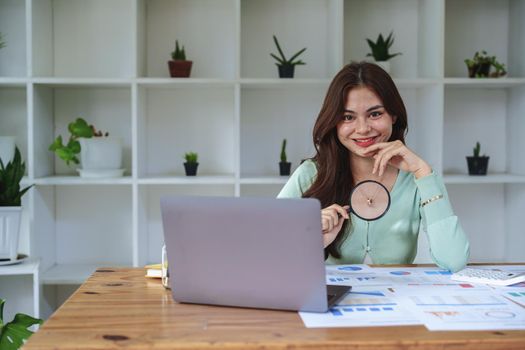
xmin=48 ymin=118 xmax=123 ymax=178
xmin=466 ymin=141 xmax=489 ymax=175
xmin=0 ymin=32 xmax=6 ymax=50
xmin=366 ymin=31 xmax=401 ymax=73
xmin=0 ymin=136 xmax=15 ymax=166
xmin=279 ymin=139 xmax=291 ymax=176
xmin=183 ymin=152 xmax=199 ymax=176
xmin=0 ymin=299 xmax=42 ymax=349
xmin=464 ymin=50 xmax=507 ymax=78
xmin=270 ymin=35 xmax=306 ymax=78
xmin=168 ymin=40 xmax=192 ymax=78
xmin=0 ymin=147 xmax=32 ymax=262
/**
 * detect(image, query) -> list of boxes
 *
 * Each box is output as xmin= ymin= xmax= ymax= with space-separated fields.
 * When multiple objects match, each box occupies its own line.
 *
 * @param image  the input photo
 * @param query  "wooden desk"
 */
xmin=25 ymin=267 xmax=525 ymax=350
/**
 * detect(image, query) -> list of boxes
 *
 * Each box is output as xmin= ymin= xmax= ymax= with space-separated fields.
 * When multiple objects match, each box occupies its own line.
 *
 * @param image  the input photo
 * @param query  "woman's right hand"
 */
xmin=321 ymin=204 xmax=349 ymax=248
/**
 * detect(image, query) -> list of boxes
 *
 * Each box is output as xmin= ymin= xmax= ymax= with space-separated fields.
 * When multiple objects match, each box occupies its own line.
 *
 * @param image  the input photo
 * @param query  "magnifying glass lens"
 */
xmin=349 ymin=180 xmax=390 ymax=221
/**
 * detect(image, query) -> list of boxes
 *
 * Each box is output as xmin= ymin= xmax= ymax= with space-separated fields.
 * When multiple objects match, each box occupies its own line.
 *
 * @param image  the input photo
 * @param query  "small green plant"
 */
xmin=0 ymin=32 xmax=6 ymax=50
xmin=280 ymin=139 xmax=288 ymax=163
xmin=270 ymin=35 xmax=306 ymax=67
xmin=171 ymin=40 xmax=187 ymax=61
xmin=473 ymin=142 xmax=480 ymax=157
xmin=0 ymin=299 xmax=43 ymax=350
xmin=184 ymin=152 xmax=198 ymax=164
xmin=366 ymin=31 xmax=401 ymax=61
xmin=0 ymin=147 xmax=32 ymax=207
xmin=464 ymin=50 xmax=506 ymax=78
xmin=48 ymin=118 xmax=109 ymax=166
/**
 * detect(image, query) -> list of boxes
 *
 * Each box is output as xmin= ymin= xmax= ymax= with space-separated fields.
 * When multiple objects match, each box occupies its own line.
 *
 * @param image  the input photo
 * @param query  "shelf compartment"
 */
xmin=0 ymin=0 xmax=26 ymax=77
xmin=443 ymin=88 xmax=508 ymax=175
xmin=241 ymin=0 xmax=340 ymax=79
xmin=344 ymin=0 xmax=443 ymax=79
xmin=136 ymin=184 xmax=235 ymax=266
xmin=32 ymin=0 xmax=134 ymax=78
xmin=33 ymin=85 xmax=132 ymax=177
xmin=33 ymin=186 xmax=133 ymax=273
xmin=0 ymin=86 xmax=28 ymax=170
xmin=446 ymin=184 xmax=506 ymax=262
xmin=240 ymin=184 xmax=285 ymax=197
xmin=138 ymin=0 xmax=236 ymax=79
xmin=136 ymin=86 xmax=235 ymax=177
xmin=240 ymin=85 xmax=322 ymax=177
xmin=240 ymin=177 xmax=289 ymax=185
xmin=445 ymin=0 xmax=525 ymax=78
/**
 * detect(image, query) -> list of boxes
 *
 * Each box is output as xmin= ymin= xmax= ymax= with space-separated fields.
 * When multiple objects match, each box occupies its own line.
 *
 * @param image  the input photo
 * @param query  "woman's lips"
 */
xmin=353 ymin=136 xmax=377 ymax=148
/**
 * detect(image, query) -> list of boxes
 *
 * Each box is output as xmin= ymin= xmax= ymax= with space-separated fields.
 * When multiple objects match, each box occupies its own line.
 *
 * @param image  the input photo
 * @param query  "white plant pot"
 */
xmin=0 ymin=136 xmax=15 ymax=166
xmin=0 ymin=207 xmax=22 ymax=261
xmin=78 ymin=137 xmax=124 ymax=178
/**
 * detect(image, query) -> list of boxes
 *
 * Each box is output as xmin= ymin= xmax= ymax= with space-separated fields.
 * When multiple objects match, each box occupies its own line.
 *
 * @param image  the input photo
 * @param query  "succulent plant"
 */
xmin=366 ymin=31 xmax=402 ymax=61
xmin=171 ymin=40 xmax=187 ymax=61
xmin=0 ymin=147 xmax=32 ymax=207
xmin=270 ymin=35 xmax=306 ymax=67
xmin=184 ymin=152 xmax=198 ymax=164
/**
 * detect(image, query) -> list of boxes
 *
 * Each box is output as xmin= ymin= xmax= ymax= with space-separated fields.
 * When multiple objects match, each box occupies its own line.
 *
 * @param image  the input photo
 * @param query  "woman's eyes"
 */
xmin=342 ymin=111 xmax=383 ymax=121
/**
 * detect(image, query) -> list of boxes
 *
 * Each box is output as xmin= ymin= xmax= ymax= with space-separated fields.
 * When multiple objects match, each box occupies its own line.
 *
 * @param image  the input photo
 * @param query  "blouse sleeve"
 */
xmin=415 ymin=172 xmax=470 ymax=272
xmin=277 ymin=160 xmax=317 ymax=198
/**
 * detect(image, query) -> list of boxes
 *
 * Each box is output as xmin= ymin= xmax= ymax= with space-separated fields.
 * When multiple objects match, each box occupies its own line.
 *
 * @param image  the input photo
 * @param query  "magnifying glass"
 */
xmin=347 ymin=180 xmax=391 ymax=221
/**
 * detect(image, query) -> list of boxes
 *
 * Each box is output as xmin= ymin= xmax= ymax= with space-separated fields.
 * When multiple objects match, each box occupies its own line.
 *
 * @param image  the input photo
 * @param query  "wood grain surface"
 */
xmin=24 ymin=266 xmax=525 ymax=350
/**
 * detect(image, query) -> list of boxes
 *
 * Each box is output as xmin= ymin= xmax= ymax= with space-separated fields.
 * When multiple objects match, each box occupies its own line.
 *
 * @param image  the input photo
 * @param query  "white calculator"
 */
xmin=451 ymin=267 xmax=525 ymax=286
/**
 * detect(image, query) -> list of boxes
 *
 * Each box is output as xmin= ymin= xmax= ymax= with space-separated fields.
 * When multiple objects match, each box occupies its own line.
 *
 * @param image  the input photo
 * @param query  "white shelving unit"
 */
xmin=0 ymin=0 xmax=524 ymax=319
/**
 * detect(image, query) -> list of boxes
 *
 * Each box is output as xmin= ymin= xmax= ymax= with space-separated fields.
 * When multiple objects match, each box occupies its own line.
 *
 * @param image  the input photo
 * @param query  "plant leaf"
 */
xmin=272 ymin=35 xmax=287 ymax=62
xmin=287 ymin=47 xmax=306 ymax=64
xmin=0 ymin=313 xmax=42 ymax=350
xmin=270 ymin=53 xmax=285 ymax=65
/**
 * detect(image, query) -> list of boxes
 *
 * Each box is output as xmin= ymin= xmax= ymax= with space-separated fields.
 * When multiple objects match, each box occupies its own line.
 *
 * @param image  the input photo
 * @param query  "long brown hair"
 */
xmin=303 ymin=61 xmax=408 ymax=259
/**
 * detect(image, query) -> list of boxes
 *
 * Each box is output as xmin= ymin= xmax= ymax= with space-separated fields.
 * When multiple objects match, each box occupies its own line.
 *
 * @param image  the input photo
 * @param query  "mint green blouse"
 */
xmin=277 ymin=160 xmax=470 ymax=272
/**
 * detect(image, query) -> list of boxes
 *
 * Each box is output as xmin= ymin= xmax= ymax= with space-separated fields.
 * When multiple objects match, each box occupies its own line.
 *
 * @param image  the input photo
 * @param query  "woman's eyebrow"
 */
xmin=367 ymin=105 xmax=384 ymax=112
xmin=343 ymin=105 xmax=384 ymax=113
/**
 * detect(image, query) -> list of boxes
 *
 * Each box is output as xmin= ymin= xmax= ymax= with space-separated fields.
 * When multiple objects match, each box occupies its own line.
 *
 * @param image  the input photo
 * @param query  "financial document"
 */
xmin=299 ymin=264 xmax=525 ymax=330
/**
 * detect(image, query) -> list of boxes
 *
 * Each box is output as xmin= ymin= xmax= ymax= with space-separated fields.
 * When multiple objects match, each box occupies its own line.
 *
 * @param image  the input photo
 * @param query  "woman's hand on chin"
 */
xmin=363 ymin=140 xmax=432 ymax=179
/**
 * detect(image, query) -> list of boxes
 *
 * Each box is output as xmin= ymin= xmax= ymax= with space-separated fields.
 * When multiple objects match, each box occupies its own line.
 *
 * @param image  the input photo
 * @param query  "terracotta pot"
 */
xmin=168 ymin=60 xmax=193 ymax=78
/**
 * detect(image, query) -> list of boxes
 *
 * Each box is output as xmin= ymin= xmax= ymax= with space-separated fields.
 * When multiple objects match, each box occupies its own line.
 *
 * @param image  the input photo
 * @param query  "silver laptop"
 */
xmin=160 ymin=196 xmax=350 ymax=313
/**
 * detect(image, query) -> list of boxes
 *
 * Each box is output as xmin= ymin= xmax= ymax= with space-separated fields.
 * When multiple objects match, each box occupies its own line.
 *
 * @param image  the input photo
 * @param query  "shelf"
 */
xmin=41 ymin=264 xmax=115 ymax=285
xmin=240 ymin=79 xmax=330 ymax=89
xmin=240 ymin=176 xmax=289 ymax=185
xmin=33 ymin=176 xmax=133 ymax=186
xmin=138 ymin=175 xmax=236 ymax=185
xmin=0 ymin=259 xmax=39 ymax=276
xmin=0 ymin=78 xmax=27 ymax=87
xmin=444 ymin=78 xmax=525 ymax=89
xmin=444 ymin=173 xmax=525 ymax=184
xmin=136 ymin=78 xmax=235 ymax=88
xmin=32 ymin=77 xmax=131 ymax=87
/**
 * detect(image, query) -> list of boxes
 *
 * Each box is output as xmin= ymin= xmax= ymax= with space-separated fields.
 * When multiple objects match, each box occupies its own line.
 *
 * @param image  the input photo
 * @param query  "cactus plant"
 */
xmin=171 ymin=40 xmax=186 ymax=61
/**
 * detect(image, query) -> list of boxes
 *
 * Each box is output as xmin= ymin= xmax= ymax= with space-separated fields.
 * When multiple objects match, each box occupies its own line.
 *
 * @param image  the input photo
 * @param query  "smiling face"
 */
xmin=336 ymin=86 xmax=396 ymax=159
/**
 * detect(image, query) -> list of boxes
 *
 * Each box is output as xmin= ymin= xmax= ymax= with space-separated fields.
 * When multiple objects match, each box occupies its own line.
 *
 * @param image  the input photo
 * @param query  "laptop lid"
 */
xmin=160 ymin=196 xmax=347 ymax=312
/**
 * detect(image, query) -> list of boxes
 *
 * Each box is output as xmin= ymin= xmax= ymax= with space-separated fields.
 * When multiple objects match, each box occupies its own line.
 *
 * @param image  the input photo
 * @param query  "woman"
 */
xmin=278 ymin=62 xmax=469 ymax=272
